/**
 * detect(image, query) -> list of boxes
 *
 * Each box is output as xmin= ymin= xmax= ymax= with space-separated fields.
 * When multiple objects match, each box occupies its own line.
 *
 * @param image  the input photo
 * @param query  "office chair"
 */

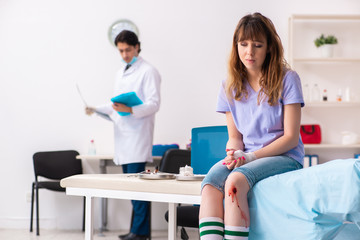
xmin=160 ymin=149 xmax=198 ymax=239
xmin=30 ymin=150 xmax=85 ymax=235
xmin=164 ymin=126 xmax=229 ymax=239
xmin=191 ymin=126 xmax=228 ymax=174
xmin=159 ymin=149 xmax=191 ymax=173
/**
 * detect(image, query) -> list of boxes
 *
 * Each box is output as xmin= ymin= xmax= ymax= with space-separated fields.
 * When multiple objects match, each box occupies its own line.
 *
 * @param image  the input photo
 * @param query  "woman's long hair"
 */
xmin=226 ymin=12 xmax=288 ymax=106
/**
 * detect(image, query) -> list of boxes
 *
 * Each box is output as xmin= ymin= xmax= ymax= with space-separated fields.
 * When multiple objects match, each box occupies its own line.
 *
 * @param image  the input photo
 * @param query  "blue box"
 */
xmin=152 ymin=144 xmax=179 ymax=157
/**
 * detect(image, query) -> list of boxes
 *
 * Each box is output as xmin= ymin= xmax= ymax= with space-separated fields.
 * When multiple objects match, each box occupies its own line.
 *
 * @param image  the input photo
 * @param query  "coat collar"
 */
xmin=122 ymin=56 xmax=143 ymax=76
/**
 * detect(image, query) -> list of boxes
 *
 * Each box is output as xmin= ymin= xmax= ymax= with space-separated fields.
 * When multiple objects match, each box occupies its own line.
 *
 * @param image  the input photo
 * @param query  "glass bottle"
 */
xmin=322 ymin=89 xmax=328 ymax=101
xmin=311 ymin=84 xmax=321 ymax=102
xmin=303 ymin=83 xmax=310 ymax=103
xmin=336 ymin=88 xmax=342 ymax=102
xmin=88 ymin=139 xmax=97 ymax=155
xmin=344 ymin=87 xmax=351 ymax=102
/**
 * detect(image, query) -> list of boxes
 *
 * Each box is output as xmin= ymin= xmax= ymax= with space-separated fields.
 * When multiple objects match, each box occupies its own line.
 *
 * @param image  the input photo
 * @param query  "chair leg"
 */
xmin=30 ymin=182 xmax=35 ymax=232
xmin=35 ymin=185 xmax=40 ymax=236
xmin=82 ymin=197 xmax=85 ymax=232
xmin=180 ymin=227 xmax=189 ymax=240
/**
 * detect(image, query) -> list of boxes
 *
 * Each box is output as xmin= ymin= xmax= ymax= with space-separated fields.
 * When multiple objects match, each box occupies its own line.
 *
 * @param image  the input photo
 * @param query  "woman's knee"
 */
xmin=201 ymin=184 xmax=224 ymax=206
xmin=224 ymin=172 xmax=250 ymax=194
xmin=200 ymin=184 xmax=224 ymax=218
xmin=202 ymin=184 xmax=223 ymax=198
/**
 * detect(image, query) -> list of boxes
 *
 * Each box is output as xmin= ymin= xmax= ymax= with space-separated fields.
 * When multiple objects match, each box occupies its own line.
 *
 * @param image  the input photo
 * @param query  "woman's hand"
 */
xmin=223 ymin=149 xmax=246 ymax=170
xmin=233 ymin=150 xmax=257 ymax=163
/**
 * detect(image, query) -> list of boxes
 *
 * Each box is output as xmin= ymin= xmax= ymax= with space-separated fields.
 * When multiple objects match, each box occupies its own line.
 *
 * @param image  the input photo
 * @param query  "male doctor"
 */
xmin=86 ymin=30 xmax=161 ymax=240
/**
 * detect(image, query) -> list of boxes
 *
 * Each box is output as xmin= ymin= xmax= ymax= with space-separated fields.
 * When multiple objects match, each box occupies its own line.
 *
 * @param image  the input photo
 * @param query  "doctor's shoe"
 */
xmin=119 ymin=232 xmax=149 ymax=240
xmin=119 ymin=232 xmax=130 ymax=239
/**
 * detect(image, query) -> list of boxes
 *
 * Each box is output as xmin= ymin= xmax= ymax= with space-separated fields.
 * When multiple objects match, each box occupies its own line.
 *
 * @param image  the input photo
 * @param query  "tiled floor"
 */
xmin=0 ymin=228 xmax=199 ymax=240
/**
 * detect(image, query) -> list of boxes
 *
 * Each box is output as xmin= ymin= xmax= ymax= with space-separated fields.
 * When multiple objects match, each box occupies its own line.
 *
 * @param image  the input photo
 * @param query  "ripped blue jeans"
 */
xmin=201 ymin=155 xmax=302 ymax=194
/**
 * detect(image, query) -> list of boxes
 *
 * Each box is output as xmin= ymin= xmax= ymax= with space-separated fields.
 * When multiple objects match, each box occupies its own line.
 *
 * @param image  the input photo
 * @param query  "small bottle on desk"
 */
xmin=88 ymin=139 xmax=97 ymax=155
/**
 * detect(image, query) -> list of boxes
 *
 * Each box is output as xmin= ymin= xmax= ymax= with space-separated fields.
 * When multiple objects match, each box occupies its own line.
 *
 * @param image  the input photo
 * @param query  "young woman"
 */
xmin=199 ymin=13 xmax=304 ymax=240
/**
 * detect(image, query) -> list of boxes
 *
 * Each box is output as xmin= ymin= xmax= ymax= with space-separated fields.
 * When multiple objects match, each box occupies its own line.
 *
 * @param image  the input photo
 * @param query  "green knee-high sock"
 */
xmin=199 ymin=217 xmax=224 ymax=240
xmin=224 ymin=225 xmax=249 ymax=240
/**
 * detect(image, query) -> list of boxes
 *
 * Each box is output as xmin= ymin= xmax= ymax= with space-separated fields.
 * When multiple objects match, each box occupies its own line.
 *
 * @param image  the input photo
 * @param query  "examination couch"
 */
xmin=191 ymin=126 xmax=360 ymax=239
xmin=248 ymin=158 xmax=360 ymax=239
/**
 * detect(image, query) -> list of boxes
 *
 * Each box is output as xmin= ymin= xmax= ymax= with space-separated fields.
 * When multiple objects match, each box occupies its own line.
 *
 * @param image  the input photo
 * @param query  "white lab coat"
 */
xmin=95 ymin=57 xmax=161 ymax=165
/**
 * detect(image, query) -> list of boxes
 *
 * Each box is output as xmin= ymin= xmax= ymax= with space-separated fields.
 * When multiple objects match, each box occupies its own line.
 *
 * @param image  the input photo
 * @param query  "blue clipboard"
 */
xmin=111 ymin=92 xmax=143 ymax=116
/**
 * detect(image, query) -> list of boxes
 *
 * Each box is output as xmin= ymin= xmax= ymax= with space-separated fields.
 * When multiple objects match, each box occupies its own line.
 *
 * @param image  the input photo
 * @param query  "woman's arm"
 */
xmin=225 ymin=112 xmax=244 ymax=151
xmin=253 ymin=103 xmax=301 ymax=158
xmin=223 ymin=112 xmax=248 ymax=169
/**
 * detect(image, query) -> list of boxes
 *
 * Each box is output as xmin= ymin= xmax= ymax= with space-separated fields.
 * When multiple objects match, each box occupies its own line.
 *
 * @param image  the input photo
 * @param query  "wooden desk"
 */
xmin=76 ymin=155 xmax=162 ymax=234
xmin=60 ymin=174 xmax=201 ymax=240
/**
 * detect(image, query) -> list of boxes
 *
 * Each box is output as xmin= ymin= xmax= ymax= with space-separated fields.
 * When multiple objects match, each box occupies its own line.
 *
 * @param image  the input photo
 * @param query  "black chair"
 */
xmin=30 ymin=150 xmax=85 ymax=235
xmin=164 ymin=206 xmax=200 ymax=240
xmin=159 ymin=149 xmax=191 ymax=174
xmin=160 ymin=149 xmax=199 ymax=240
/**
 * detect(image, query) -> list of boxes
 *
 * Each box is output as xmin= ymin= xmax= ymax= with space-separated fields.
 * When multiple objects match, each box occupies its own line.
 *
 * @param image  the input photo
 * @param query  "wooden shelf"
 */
xmin=305 ymin=102 xmax=360 ymax=107
xmin=291 ymin=14 xmax=360 ymax=21
xmin=304 ymin=144 xmax=360 ymax=149
xmin=293 ymin=58 xmax=360 ymax=62
xmin=289 ymin=15 xmax=360 ymax=160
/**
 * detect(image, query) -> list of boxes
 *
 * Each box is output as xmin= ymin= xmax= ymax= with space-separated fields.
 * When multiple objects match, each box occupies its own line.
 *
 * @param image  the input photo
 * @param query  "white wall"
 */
xmin=0 ymin=0 xmax=359 ymax=231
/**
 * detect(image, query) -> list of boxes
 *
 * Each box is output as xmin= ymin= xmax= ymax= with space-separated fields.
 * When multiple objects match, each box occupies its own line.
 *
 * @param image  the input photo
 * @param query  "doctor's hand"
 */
xmin=222 ymin=149 xmax=246 ymax=170
xmin=112 ymin=103 xmax=132 ymax=114
xmin=85 ymin=107 xmax=95 ymax=116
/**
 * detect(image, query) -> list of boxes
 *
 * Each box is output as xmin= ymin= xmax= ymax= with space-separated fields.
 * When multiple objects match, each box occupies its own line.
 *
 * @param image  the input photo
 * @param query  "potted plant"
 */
xmin=314 ymin=34 xmax=338 ymax=58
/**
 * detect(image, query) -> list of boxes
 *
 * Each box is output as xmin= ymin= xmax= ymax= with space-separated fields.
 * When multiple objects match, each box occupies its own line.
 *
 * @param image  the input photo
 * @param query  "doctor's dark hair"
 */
xmin=114 ymin=30 xmax=141 ymax=53
xmin=226 ymin=12 xmax=288 ymax=106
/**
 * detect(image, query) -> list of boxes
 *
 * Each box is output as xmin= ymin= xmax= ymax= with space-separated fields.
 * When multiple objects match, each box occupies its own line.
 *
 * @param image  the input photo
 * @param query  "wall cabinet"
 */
xmin=288 ymin=14 xmax=360 ymax=162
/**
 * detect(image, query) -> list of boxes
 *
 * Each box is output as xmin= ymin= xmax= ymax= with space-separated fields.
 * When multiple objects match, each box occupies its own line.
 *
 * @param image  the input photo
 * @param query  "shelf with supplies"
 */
xmin=304 ymin=144 xmax=360 ymax=165
xmin=305 ymin=101 xmax=360 ymax=107
xmin=289 ymin=14 xmax=360 ymax=163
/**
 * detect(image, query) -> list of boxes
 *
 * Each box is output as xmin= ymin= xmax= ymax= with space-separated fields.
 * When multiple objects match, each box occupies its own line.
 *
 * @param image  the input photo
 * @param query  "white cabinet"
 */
xmin=288 ymin=14 xmax=360 ymax=162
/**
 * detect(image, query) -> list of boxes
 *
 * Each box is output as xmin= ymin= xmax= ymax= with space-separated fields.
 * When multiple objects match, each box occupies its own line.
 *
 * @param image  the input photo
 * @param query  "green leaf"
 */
xmin=314 ymin=34 xmax=338 ymax=47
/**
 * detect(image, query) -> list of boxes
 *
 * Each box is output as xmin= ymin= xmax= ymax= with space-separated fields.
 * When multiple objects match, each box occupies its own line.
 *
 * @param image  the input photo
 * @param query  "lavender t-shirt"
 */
xmin=216 ymin=70 xmax=305 ymax=164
